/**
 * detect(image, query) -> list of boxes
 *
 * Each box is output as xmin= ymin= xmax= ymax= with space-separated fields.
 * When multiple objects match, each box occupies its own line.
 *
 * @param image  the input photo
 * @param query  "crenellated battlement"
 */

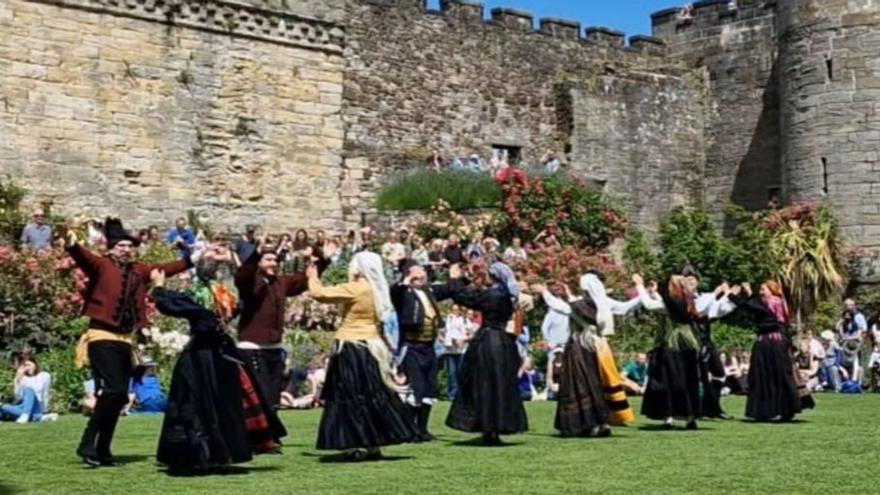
xmin=651 ymin=0 xmax=777 ymax=40
xmin=367 ymin=0 xmax=670 ymax=57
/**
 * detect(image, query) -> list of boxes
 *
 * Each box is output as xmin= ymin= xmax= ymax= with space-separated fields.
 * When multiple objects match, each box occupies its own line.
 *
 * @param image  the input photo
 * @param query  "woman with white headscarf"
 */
xmin=445 ymin=262 xmax=528 ymax=445
xmin=538 ymin=272 xmax=641 ymax=436
xmin=578 ymin=272 xmax=642 ymax=426
xmin=306 ymin=252 xmax=417 ymax=461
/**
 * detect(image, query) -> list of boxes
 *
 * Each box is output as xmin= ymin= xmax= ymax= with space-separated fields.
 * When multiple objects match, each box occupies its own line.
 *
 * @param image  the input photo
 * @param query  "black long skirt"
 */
xmin=157 ymin=335 xmax=286 ymax=470
xmin=316 ymin=341 xmax=418 ymax=450
xmin=746 ymin=334 xmax=802 ymax=420
xmin=446 ymin=328 xmax=528 ymax=435
xmin=641 ymin=346 xmax=701 ymax=420
xmin=555 ymin=338 xmax=609 ymax=437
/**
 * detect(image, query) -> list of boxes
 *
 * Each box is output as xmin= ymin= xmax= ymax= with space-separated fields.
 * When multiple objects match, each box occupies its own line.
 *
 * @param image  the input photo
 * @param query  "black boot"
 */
xmin=418 ymin=405 xmax=435 ymax=442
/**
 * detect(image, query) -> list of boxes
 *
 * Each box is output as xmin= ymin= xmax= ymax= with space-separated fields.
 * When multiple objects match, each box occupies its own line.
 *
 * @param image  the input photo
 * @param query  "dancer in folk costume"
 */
xmin=635 ymin=274 xmax=734 ymax=429
xmin=149 ymin=267 xmax=285 ymax=471
xmin=67 ymin=218 xmax=192 ymax=467
xmin=234 ymin=240 xmax=327 ymax=408
xmin=390 ymin=260 xmax=460 ymax=442
xmin=306 ymin=252 xmax=418 ymax=460
xmin=730 ymin=281 xmax=814 ymax=421
xmin=445 ymin=262 xmax=528 ymax=445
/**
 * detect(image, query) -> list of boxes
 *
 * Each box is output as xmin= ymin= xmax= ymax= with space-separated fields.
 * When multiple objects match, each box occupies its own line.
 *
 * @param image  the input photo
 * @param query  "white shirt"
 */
xmin=444 ymin=314 xmax=467 ymax=352
xmin=17 ymin=372 xmax=52 ymax=409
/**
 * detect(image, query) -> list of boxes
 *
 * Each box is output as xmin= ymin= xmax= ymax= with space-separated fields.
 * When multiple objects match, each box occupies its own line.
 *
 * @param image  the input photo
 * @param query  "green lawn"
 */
xmin=0 ymin=395 xmax=878 ymax=495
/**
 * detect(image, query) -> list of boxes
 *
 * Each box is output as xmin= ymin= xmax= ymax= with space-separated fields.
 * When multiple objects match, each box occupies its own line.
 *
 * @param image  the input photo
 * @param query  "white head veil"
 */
xmin=580 ymin=273 xmax=615 ymax=336
xmin=350 ymin=251 xmax=394 ymax=323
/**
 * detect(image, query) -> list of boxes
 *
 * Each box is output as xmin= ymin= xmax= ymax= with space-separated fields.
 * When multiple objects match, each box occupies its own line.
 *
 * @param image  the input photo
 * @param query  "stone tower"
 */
xmin=778 ymin=0 xmax=880 ymax=247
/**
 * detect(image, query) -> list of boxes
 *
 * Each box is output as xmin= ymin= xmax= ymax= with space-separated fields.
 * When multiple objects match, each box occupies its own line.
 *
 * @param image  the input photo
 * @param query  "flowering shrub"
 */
xmin=511 ymin=245 xmax=627 ymax=294
xmin=492 ymin=174 xmax=628 ymax=249
xmin=0 ymin=246 xmax=85 ymax=356
xmin=414 ymin=199 xmax=494 ymax=242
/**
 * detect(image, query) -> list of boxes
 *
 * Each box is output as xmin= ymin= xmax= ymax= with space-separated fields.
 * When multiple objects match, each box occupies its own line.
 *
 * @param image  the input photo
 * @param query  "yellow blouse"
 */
xmin=308 ymin=277 xmax=382 ymax=341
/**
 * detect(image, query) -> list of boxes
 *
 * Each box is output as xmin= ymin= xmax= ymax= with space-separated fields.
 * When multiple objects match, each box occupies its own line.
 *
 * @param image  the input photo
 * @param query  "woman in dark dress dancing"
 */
xmin=730 ymin=281 xmax=812 ymax=421
xmin=149 ymin=268 xmax=285 ymax=472
xmin=445 ymin=262 xmax=528 ymax=444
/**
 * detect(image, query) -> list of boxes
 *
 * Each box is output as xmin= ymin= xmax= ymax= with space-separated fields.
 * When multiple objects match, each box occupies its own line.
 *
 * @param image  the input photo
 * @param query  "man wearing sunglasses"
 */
xmin=20 ymin=208 xmax=52 ymax=251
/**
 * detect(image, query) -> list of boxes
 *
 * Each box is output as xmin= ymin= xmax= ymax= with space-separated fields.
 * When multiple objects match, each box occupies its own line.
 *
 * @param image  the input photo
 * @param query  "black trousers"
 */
xmin=700 ymin=343 xmax=726 ymax=418
xmin=401 ymin=342 xmax=438 ymax=405
xmin=79 ymin=341 xmax=133 ymax=457
xmin=239 ymin=348 xmax=286 ymax=408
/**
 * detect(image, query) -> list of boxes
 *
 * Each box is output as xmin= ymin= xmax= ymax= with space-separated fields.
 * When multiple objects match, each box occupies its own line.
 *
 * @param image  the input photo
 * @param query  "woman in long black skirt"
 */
xmin=149 ymin=269 xmax=286 ymax=472
xmin=730 ymin=281 xmax=808 ymax=422
xmin=445 ymin=262 xmax=528 ymax=444
xmin=635 ymin=274 xmax=704 ymax=430
xmin=306 ymin=252 xmax=417 ymax=460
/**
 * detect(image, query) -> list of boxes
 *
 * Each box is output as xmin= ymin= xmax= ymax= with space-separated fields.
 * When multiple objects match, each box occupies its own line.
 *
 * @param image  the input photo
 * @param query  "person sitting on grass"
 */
xmin=125 ymin=357 xmax=168 ymax=414
xmin=517 ymin=357 xmax=541 ymax=401
xmin=622 ymin=353 xmax=649 ymax=396
xmin=82 ymin=379 xmax=97 ymax=415
xmin=0 ymin=355 xmax=58 ymax=423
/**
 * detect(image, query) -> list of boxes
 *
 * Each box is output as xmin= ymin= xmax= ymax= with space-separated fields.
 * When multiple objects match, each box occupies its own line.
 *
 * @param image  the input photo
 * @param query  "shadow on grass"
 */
xmin=299 ymin=452 xmax=412 ymax=464
xmin=637 ymin=424 xmax=715 ymax=432
xmin=739 ymin=418 xmax=808 ymax=425
xmin=162 ymin=465 xmax=281 ymax=477
xmin=0 ymin=481 xmax=23 ymax=495
xmin=447 ymin=437 xmax=521 ymax=448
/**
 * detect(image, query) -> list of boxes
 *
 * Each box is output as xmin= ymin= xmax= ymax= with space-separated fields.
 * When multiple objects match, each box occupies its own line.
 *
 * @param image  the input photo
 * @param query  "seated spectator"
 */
xmin=727 ymin=0 xmax=738 ymax=11
xmin=233 ymin=225 xmax=259 ymax=265
xmin=838 ymin=340 xmax=863 ymax=392
xmin=0 ymin=355 xmax=57 ymax=423
xmin=380 ymin=231 xmax=407 ymax=271
xmin=517 ymin=357 xmax=540 ymax=401
xmin=819 ymin=330 xmax=842 ymax=392
xmin=443 ymin=234 xmax=466 ymax=265
xmin=622 ymin=353 xmax=648 ymax=396
xmin=82 ymin=379 xmax=97 ymax=415
xmin=466 ymin=153 xmax=485 ymax=172
xmin=546 ymin=350 xmax=563 ymax=401
xmin=428 ymin=148 xmax=443 ymax=172
xmin=281 ymin=355 xmax=327 ymax=410
xmin=165 ymin=217 xmax=196 ymax=256
xmin=20 ymin=208 xmax=53 ymax=251
xmin=793 ymin=337 xmax=820 ymax=392
xmin=466 ymin=232 xmax=486 ymax=260
xmin=541 ymin=150 xmax=561 ymax=174
xmin=720 ymin=352 xmax=746 ymax=395
xmin=426 ymin=238 xmax=447 ymax=280
xmin=503 ymin=237 xmax=528 ymax=263
xmin=127 ymin=358 xmax=167 ymax=414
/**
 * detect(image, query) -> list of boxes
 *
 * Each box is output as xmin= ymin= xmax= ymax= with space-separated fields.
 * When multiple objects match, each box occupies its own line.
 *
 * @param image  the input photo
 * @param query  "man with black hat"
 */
xmin=682 ymin=265 xmax=737 ymax=420
xmin=235 ymin=239 xmax=330 ymax=408
xmin=390 ymin=260 xmax=459 ymax=441
xmin=66 ymin=218 xmax=193 ymax=467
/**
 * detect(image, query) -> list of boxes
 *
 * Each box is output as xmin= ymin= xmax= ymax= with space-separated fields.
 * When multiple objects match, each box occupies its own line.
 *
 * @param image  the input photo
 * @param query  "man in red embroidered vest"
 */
xmin=68 ymin=218 xmax=192 ymax=467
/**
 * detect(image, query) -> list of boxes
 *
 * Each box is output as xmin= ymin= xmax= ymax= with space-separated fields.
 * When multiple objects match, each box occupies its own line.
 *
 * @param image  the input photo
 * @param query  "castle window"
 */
xmin=491 ymin=144 xmax=522 ymax=165
xmin=767 ymin=186 xmax=781 ymax=208
xmin=825 ymin=56 xmax=833 ymax=81
xmin=821 ymin=157 xmax=829 ymax=195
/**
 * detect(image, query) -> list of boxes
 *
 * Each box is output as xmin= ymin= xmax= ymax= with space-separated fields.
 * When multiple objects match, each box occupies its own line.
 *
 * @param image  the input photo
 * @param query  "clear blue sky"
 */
xmin=425 ymin=0 xmax=679 ymax=37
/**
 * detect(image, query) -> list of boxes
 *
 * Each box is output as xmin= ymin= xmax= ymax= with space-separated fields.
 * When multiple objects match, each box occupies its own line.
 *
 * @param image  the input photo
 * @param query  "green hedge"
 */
xmin=376 ymin=170 xmax=501 ymax=211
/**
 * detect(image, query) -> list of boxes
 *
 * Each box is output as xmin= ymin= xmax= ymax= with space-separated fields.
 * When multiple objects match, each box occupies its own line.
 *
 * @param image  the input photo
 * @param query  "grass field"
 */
xmin=0 ymin=395 xmax=878 ymax=495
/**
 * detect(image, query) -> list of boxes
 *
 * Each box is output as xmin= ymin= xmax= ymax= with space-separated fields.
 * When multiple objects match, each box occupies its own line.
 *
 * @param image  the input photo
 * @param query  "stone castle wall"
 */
xmin=0 ymin=0 xmax=347 ymax=232
xmin=2 ymin=0 xmax=879 ymax=254
xmin=342 ymin=0 xmax=706 ymax=230
xmin=778 ymin=0 xmax=880 ymax=249
xmin=652 ymin=0 xmax=781 ymax=231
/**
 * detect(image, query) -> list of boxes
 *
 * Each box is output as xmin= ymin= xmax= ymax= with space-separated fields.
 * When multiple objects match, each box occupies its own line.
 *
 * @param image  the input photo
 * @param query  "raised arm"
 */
xmin=234 ymin=249 xmax=261 ymax=294
xmin=146 ymin=256 xmax=193 ymax=278
xmin=696 ymin=292 xmax=737 ymax=320
xmin=66 ymin=242 xmax=103 ymax=276
xmin=151 ymin=287 xmax=213 ymax=321
xmin=542 ymin=290 xmax=572 ymax=315
xmin=609 ymin=295 xmax=642 ymax=316
xmin=635 ymin=279 xmax=665 ymax=312
xmin=307 ymin=277 xmax=361 ymax=304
